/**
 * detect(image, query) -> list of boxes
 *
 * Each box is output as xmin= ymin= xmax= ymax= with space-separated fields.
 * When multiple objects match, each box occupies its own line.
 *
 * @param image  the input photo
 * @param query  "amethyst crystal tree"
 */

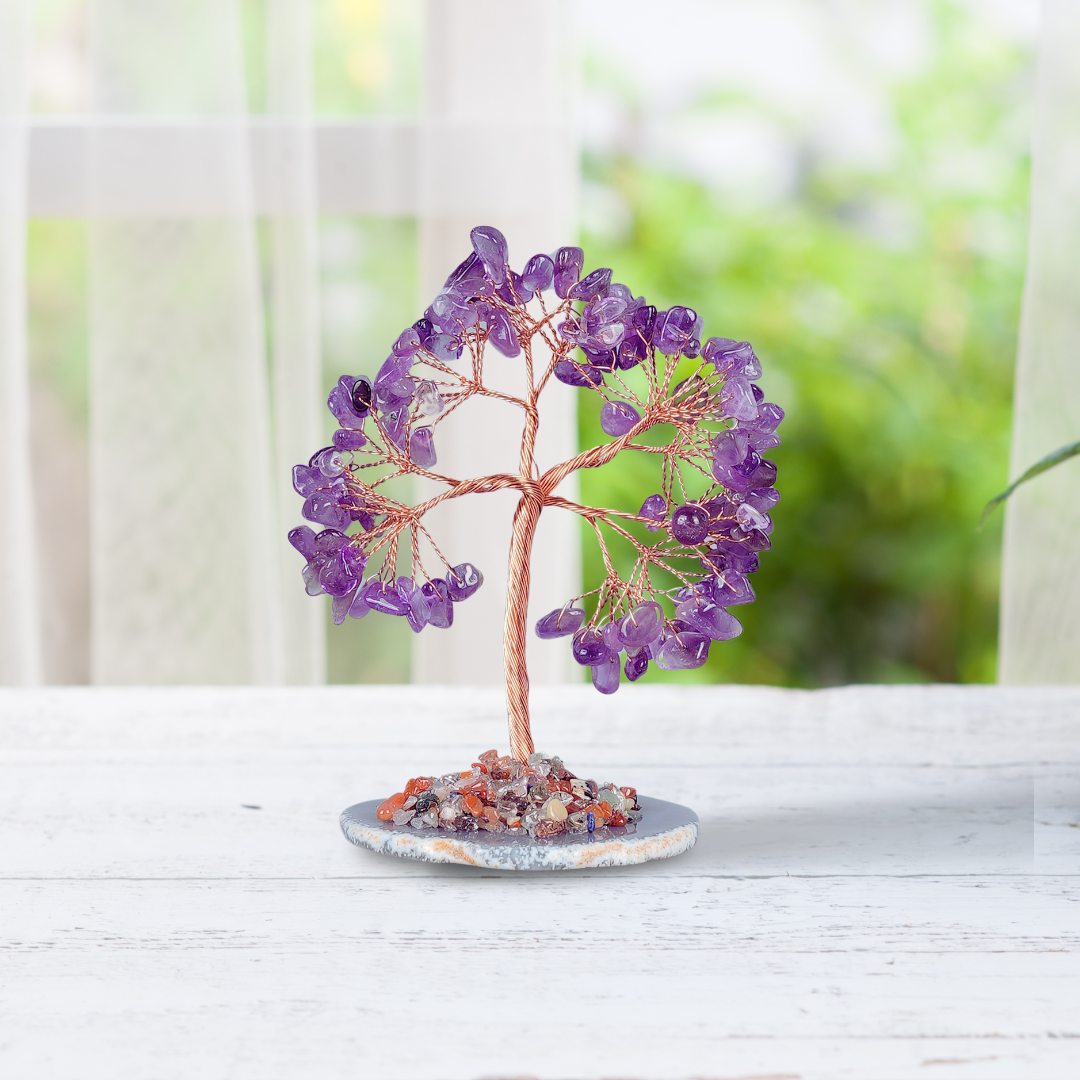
xmin=290 ymin=226 xmax=783 ymax=761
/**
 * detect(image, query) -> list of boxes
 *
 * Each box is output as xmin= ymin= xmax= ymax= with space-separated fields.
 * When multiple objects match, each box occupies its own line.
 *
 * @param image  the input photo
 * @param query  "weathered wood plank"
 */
xmin=1 ymin=686 xmax=1078 ymax=1079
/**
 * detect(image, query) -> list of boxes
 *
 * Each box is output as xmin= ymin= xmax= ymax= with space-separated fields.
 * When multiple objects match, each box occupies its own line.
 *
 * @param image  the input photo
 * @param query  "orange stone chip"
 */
xmin=464 ymin=794 xmax=484 ymax=817
xmin=377 ymin=793 xmax=406 ymax=821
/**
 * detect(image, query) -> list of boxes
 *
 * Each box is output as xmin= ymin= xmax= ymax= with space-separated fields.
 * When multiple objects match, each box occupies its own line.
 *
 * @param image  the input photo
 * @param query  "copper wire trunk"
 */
xmin=503 ymin=492 xmax=544 ymax=761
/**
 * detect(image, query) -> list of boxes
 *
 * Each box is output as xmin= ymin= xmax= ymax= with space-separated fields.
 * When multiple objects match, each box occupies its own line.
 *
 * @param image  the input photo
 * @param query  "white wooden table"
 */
xmin=2 ymin=684 xmax=1078 ymax=1079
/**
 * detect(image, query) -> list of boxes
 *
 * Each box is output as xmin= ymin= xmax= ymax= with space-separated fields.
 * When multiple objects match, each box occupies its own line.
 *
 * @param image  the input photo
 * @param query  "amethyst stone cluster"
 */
xmin=533 ymin=333 xmax=783 ymax=693
xmin=285 ymin=223 xmax=783 ymax=696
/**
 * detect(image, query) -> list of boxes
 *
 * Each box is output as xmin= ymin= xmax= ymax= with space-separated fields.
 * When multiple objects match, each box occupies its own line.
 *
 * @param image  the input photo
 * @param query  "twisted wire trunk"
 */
xmin=504 ymin=491 xmax=543 ymax=761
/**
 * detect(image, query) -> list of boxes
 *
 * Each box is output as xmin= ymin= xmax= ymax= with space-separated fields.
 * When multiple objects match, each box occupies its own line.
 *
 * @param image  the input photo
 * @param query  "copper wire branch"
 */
xmin=322 ymin=289 xmax=742 ymax=760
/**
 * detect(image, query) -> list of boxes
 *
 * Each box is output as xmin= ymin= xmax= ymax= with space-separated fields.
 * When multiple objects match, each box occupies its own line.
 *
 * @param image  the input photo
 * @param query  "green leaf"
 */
xmin=980 ymin=440 xmax=1080 ymax=528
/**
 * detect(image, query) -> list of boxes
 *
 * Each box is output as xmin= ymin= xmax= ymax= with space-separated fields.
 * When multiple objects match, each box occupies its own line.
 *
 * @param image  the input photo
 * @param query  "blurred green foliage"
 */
xmin=578 ymin=3 xmax=1030 ymax=686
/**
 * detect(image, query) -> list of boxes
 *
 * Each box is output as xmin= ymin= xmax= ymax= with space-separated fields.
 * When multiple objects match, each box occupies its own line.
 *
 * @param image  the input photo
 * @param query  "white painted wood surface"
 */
xmin=1 ymin=684 xmax=1078 ymax=1079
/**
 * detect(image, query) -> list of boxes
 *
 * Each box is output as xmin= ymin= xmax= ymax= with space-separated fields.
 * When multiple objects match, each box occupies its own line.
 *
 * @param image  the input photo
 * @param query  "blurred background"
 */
xmin=3 ymin=0 xmax=1052 ymax=689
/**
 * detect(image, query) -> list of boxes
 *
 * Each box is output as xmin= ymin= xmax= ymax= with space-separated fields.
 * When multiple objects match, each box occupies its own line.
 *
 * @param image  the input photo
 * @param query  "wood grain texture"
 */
xmin=1 ymin=685 xmax=1078 ymax=1079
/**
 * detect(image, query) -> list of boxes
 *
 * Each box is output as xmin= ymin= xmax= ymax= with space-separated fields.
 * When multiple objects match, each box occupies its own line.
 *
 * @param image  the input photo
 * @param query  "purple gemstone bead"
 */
xmin=409 ymin=427 xmax=437 ymax=469
xmin=750 ymin=383 xmax=765 ymax=403
xmin=340 ymin=543 xmax=367 ymax=579
xmin=601 ymin=621 xmax=622 ymax=652
xmin=363 ymin=579 xmax=410 ymax=617
xmin=350 ymin=376 xmax=373 ymax=414
xmin=432 ymin=334 xmax=465 ymax=363
xmin=415 ymin=381 xmax=443 ymax=417
xmin=631 ymin=303 xmax=657 ymax=337
xmin=301 ymin=559 xmax=324 ymax=596
xmin=584 ymin=295 xmax=627 ymax=334
xmin=374 ymin=376 xmax=415 ymax=413
xmin=391 ymin=327 xmax=422 ymax=359
xmin=332 ymin=586 xmax=357 ymax=626
xmin=747 ymin=428 xmax=781 ymax=452
xmin=712 ymin=449 xmax=760 ymax=493
xmin=671 ymin=504 xmax=711 ymax=545
xmin=327 ymin=381 xmax=366 ymax=430
xmin=639 ymin=493 xmax=667 ymax=531
xmin=292 ymin=464 xmax=321 ymax=497
xmin=624 ymin=649 xmax=649 ymax=682
xmin=413 ymin=318 xmax=434 ymax=347
xmin=313 ymin=528 xmax=346 ymax=555
xmin=443 ymin=251 xmax=487 ymax=296
xmin=553 ymin=360 xmax=604 ymax=388
xmin=571 ymin=626 xmax=613 ymax=667
xmin=568 ymin=267 xmax=613 ymax=301
xmin=711 ymin=429 xmax=749 ymax=467
xmin=406 ymin=587 xmax=431 ymax=634
xmin=471 ymin=226 xmax=509 ymax=286
xmin=520 ymin=253 xmax=554 ymax=294
xmin=675 ymin=596 xmax=743 ymax=641
xmin=600 ymin=400 xmax=641 ymax=438
xmin=741 ymin=527 xmax=772 ymax=552
xmin=744 ymin=401 xmax=784 ymax=435
xmin=747 ymin=487 xmax=780 ymax=512
xmin=702 ymin=542 xmax=760 ymax=576
xmin=749 ymin=459 xmax=778 ymax=490
xmin=652 ymin=306 xmax=702 ymax=356
xmin=382 ymin=407 xmax=408 ymax=450
xmin=736 ymin=502 xmax=772 ymax=534
xmin=553 ymin=246 xmax=584 ymax=298
xmin=288 ymin=525 xmax=317 ymax=560
xmin=376 ymin=354 xmax=413 ymax=386
xmin=656 ymin=630 xmax=711 ymax=670
xmin=706 ymin=569 xmax=756 ymax=606
xmin=428 ymin=290 xmax=478 ymax=333
xmin=446 ymin=562 xmax=483 ymax=601
xmin=616 ymin=601 xmax=663 ymax=648
xmin=421 ymin=579 xmax=453 ymax=629
xmin=319 ymin=556 xmax=357 ymax=598
xmin=348 ymin=588 xmax=370 ymax=619
xmin=496 ymin=270 xmax=533 ymax=307
xmin=616 ymin=335 xmax=647 ymax=370
xmin=581 ymin=346 xmax=617 ymax=371
xmin=719 ymin=376 xmax=759 ymax=422
xmin=487 ymin=308 xmax=520 ymax=357
xmin=702 ymin=338 xmax=761 ymax=379
xmin=311 ymin=446 xmax=346 ymax=477
xmin=333 ymin=427 xmax=367 ymax=451
xmin=303 ymin=493 xmax=350 ymax=531
xmin=591 ymin=654 xmax=621 ymax=695
xmin=535 ymin=606 xmax=585 ymax=640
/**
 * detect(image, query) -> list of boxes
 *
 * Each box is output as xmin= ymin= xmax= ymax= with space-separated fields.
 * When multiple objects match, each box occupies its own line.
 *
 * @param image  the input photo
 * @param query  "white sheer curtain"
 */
xmin=0 ymin=0 xmax=42 ymax=686
xmin=6 ymin=0 xmax=579 ymax=687
xmin=86 ymin=0 xmax=315 ymax=683
xmin=999 ymin=0 xmax=1080 ymax=683
xmin=414 ymin=0 xmax=580 ymax=686
xmin=265 ymin=0 xmax=326 ymax=685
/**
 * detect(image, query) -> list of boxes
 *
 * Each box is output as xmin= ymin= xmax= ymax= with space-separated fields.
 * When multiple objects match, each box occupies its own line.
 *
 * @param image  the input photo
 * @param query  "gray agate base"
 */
xmin=340 ymin=795 xmax=698 ymax=871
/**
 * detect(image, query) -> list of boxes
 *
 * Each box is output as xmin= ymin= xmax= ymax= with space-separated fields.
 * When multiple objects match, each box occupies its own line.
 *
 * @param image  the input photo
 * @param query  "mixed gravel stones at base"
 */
xmin=376 ymin=750 xmax=641 ymax=839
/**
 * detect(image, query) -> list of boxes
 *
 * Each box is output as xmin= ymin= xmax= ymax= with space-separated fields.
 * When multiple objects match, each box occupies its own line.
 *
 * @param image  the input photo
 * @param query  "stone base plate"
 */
xmin=339 ymin=795 xmax=698 ymax=871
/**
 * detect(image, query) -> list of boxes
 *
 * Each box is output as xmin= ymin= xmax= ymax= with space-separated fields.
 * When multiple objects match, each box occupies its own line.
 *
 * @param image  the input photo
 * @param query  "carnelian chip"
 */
xmin=377 ymin=793 xmax=406 ymax=820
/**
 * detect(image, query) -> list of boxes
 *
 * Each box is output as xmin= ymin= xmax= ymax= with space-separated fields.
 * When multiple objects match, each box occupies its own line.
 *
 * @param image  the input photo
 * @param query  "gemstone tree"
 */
xmin=290 ymin=226 xmax=783 ymax=762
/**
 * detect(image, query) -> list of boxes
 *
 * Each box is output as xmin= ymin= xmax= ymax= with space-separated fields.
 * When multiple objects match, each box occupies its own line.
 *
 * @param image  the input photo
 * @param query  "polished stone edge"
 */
xmin=339 ymin=796 xmax=698 ymax=871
